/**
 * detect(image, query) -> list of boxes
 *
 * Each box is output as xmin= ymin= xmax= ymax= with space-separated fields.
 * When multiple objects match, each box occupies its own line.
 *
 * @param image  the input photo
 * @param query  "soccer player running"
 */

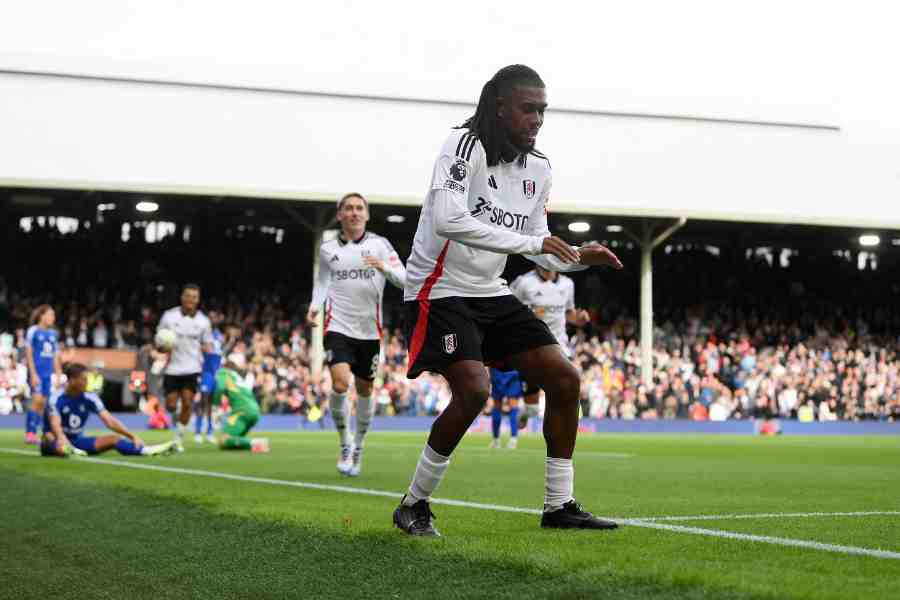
xmin=195 ymin=310 xmax=226 ymax=444
xmin=307 ymin=193 xmax=406 ymax=476
xmin=393 ymin=65 xmax=623 ymax=536
xmin=509 ymin=264 xmax=591 ymax=430
xmin=157 ymin=284 xmax=213 ymax=449
xmin=41 ymin=363 xmax=177 ymax=457
xmin=24 ymin=305 xmax=62 ymax=445
xmin=212 ymin=353 xmax=269 ymax=453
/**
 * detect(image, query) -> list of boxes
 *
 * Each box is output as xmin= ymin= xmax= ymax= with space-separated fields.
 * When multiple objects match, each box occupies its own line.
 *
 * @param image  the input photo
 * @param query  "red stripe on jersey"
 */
xmin=323 ymin=300 xmax=333 ymax=333
xmin=408 ymin=241 xmax=450 ymax=369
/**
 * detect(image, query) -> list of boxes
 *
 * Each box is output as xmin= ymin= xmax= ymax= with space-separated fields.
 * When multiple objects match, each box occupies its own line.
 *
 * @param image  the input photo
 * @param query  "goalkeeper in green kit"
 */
xmin=213 ymin=353 xmax=270 ymax=453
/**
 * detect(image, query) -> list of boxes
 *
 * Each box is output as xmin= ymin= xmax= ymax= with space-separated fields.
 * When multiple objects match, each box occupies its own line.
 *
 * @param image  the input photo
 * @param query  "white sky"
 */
xmin=3 ymin=1 xmax=896 ymax=122
xmin=2 ymin=0 xmax=898 ymax=213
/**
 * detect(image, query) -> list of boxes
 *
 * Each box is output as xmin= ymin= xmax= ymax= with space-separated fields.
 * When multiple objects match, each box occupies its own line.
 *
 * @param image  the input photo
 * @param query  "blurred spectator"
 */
xmin=4 ymin=241 xmax=900 ymax=423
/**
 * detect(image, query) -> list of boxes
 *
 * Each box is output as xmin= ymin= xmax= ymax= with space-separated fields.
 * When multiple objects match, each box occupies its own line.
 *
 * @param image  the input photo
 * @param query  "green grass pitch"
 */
xmin=2 ymin=429 xmax=899 ymax=599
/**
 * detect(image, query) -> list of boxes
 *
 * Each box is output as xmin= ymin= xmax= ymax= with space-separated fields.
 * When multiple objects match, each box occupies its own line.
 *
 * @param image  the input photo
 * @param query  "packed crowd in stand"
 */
xmin=4 ymin=218 xmax=900 ymax=421
xmin=3 ymin=283 xmax=899 ymax=422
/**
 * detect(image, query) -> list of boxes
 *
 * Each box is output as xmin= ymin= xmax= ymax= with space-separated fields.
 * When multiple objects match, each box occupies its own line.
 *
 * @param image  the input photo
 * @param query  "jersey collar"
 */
xmin=499 ymin=153 xmax=526 ymax=168
xmin=536 ymin=269 xmax=560 ymax=283
xmin=338 ymin=231 xmax=368 ymax=245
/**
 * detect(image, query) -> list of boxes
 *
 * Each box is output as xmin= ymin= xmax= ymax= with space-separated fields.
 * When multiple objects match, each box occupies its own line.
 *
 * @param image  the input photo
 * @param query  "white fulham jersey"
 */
xmin=510 ymin=270 xmax=576 ymax=356
xmin=404 ymin=129 xmax=585 ymax=302
xmin=310 ymin=232 xmax=406 ymax=341
xmin=158 ymin=307 xmax=212 ymax=375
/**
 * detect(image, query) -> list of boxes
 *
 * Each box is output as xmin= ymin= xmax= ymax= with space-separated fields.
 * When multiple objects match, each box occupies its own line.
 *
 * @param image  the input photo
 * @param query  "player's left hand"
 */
xmin=131 ymin=435 xmax=145 ymax=448
xmin=579 ymin=244 xmax=623 ymax=269
xmin=364 ymin=256 xmax=385 ymax=271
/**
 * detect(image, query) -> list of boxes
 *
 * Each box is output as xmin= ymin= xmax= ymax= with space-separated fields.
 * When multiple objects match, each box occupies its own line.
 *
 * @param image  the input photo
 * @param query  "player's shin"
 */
xmin=354 ymin=394 xmax=374 ymax=449
xmin=115 ymin=438 xmax=144 ymax=456
xmin=509 ymin=406 xmax=519 ymax=437
xmin=329 ymin=391 xmax=350 ymax=448
xmin=544 ymin=457 xmax=574 ymax=512
xmin=193 ymin=400 xmax=204 ymax=435
xmin=403 ymin=444 xmax=450 ymax=506
xmin=25 ymin=409 xmax=39 ymax=434
xmin=491 ymin=405 xmax=502 ymax=440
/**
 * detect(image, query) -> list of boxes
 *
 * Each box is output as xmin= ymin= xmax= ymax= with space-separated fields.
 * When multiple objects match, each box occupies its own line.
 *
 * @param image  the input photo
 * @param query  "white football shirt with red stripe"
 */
xmin=310 ymin=232 xmax=406 ymax=341
xmin=404 ymin=129 xmax=585 ymax=302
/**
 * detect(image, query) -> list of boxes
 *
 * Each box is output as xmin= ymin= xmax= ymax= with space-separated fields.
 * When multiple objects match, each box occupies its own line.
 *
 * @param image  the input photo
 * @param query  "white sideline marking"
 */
xmin=2 ymin=447 xmax=898 ymax=560
xmin=635 ymin=511 xmax=900 ymax=522
xmin=623 ymin=521 xmax=900 ymax=561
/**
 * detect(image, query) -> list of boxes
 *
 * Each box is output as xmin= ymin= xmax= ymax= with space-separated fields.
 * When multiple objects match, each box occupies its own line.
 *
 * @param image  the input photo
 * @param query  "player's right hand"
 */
xmin=30 ymin=373 xmax=40 ymax=387
xmin=306 ymin=310 xmax=319 ymax=327
xmin=541 ymin=237 xmax=581 ymax=264
xmin=579 ymin=244 xmax=624 ymax=269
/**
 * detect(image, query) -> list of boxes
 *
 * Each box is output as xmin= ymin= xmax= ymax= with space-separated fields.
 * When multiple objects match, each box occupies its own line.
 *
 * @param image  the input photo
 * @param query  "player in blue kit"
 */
xmin=24 ymin=305 xmax=62 ymax=445
xmin=41 ymin=363 xmax=177 ymax=457
xmin=488 ymin=367 xmax=523 ymax=449
xmin=195 ymin=312 xmax=226 ymax=444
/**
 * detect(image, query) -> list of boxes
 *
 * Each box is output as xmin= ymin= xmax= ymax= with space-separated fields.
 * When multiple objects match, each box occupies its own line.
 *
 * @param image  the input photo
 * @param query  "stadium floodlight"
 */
xmin=97 ymin=203 xmax=116 ymax=212
xmin=859 ymin=234 xmax=880 ymax=247
xmin=387 ymin=215 xmax=406 ymax=223
xmin=568 ymin=221 xmax=590 ymax=233
xmin=892 ymin=239 xmax=900 ymax=246
xmin=606 ymin=224 xmax=623 ymax=233
xmin=136 ymin=201 xmax=159 ymax=213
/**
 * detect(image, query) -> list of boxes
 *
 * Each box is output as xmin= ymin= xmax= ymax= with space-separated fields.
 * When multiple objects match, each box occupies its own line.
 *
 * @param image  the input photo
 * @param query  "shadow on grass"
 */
xmin=1 ymin=469 xmax=780 ymax=600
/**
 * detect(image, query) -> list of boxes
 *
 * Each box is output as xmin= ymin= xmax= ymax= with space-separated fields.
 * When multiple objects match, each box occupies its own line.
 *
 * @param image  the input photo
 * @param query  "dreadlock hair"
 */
xmin=459 ymin=64 xmax=545 ymax=167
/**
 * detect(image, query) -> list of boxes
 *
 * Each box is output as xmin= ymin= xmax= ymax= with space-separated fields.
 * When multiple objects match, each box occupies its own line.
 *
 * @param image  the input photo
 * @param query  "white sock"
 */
xmin=176 ymin=421 xmax=187 ymax=440
xmin=354 ymin=395 xmax=374 ymax=449
xmin=524 ymin=404 xmax=540 ymax=419
xmin=329 ymin=391 xmax=350 ymax=447
xmin=544 ymin=457 xmax=574 ymax=512
xmin=403 ymin=444 xmax=450 ymax=506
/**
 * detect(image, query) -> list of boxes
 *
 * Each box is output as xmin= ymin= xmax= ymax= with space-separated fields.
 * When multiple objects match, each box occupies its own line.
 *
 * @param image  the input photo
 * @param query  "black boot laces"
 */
xmin=412 ymin=501 xmax=436 ymax=527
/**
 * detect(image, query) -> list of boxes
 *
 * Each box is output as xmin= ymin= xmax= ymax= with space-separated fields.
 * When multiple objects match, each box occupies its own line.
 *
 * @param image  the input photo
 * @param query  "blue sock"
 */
xmin=194 ymin=411 xmax=203 ymax=434
xmin=115 ymin=439 xmax=143 ymax=456
xmin=509 ymin=407 xmax=519 ymax=438
xmin=491 ymin=407 xmax=502 ymax=439
xmin=25 ymin=410 xmax=38 ymax=434
xmin=206 ymin=416 xmax=214 ymax=435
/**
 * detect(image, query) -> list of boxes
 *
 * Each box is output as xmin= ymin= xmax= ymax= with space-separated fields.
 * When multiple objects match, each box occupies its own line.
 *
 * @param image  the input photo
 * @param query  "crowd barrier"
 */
xmin=1 ymin=414 xmax=897 ymax=436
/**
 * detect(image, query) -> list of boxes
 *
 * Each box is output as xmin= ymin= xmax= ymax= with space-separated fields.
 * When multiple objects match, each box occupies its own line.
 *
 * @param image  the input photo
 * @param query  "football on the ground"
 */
xmin=155 ymin=328 xmax=177 ymax=351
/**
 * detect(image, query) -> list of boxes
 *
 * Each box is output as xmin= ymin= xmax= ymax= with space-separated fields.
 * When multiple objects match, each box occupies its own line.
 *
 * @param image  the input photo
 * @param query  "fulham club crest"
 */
xmin=442 ymin=333 xmax=458 ymax=354
xmin=523 ymin=180 xmax=536 ymax=199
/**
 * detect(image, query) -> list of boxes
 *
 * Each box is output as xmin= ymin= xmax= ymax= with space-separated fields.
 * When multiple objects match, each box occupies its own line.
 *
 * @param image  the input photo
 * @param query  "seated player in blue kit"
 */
xmin=41 ymin=363 xmax=177 ymax=457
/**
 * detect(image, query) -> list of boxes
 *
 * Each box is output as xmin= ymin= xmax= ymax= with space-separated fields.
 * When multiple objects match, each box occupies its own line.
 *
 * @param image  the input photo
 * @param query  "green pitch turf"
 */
xmin=2 ymin=430 xmax=899 ymax=599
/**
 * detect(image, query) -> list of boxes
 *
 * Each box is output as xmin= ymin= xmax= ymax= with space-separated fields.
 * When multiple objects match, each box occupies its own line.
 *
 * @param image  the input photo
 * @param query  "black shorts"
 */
xmin=324 ymin=331 xmax=380 ymax=380
xmin=164 ymin=373 xmax=200 ymax=395
xmin=404 ymin=295 xmax=558 ymax=379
